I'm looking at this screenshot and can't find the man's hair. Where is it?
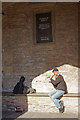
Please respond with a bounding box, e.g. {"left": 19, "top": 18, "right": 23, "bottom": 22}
{"left": 52, "top": 68, "right": 59, "bottom": 72}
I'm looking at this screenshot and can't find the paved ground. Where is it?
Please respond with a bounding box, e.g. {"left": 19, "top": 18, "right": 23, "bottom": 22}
{"left": 2, "top": 110, "right": 26, "bottom": 119}
{"left": 2, "top": 110, "right": 78, "bottom": 119}
{"left": 18, "top": 112, "right": 78, "bottom": 119}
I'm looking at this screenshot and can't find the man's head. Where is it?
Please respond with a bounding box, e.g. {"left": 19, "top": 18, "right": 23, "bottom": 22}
{"left": 52, "top": 68, "right": 59, "bottom": 75}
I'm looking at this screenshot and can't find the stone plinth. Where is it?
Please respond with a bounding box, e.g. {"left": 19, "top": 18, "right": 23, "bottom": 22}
{"left": 2, "top": 92, "right": 79, "bottom": 115}
{"left": 27, "top": 93, "right": 78, "bottom": 115}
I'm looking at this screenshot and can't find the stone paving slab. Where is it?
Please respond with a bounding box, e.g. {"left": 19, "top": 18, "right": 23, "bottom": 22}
{"left": 2, "top": 110, "right": 27, "bottom": 119}
{"left": 2, "top": 111, "right": 78, "bottom": 119}
{"left": 18, "top": 112, "right": 78, "bottom": 118}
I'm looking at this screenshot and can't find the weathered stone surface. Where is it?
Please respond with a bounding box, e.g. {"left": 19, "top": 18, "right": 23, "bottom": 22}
{"left": 2, "top": 95, "right": 28, "bottom": 112}
{"left": 2, "top": 94, "right": 78, "bottom": 114}
{"left": 2, "top": 3, "right": 78, "bottom": 91}
{"left": 27, "top": 95, "right": 78, "bottom": 114}
{"left": 32, "top": 64, "right": 78, "bottom": 93}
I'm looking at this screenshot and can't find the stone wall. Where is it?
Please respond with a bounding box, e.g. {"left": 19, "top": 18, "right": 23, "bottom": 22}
{"left": 2, "top": 2, "right": 78, "bottom": 91}
{"left": 27, "top": 95, "right": 78, "bottom": 114}
{"left": 2, "top": 94, "right": 28, "bottom": 112}
{"left": 2, "top": 94, "right": 78, "bottom": 116}
{"left": 78, "top": 2, "right": 80, "bottom": 67}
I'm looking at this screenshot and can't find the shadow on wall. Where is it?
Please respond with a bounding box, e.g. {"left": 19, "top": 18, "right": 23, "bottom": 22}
{"left": 2, "top": 77, "right": 28, "bottom": 119}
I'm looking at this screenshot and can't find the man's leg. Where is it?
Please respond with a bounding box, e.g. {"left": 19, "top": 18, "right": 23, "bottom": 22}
{"left": 51, "top": 90, "right": 65, "bottom": 113}
{"left": 49, "top": 90, "right": 57, "bottom": 98}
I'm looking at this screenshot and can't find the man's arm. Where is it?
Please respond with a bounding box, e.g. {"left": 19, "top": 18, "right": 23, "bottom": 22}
{"left": 50, "top": 75, "right": 63, "bottom": 86}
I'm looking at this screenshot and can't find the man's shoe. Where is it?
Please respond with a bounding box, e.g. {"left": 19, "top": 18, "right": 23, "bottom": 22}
{"left": 59, "top": 107, "right": 64, "bottom": 113}
{"left": 59, "top": 100, "right": 64, "bottom": 108}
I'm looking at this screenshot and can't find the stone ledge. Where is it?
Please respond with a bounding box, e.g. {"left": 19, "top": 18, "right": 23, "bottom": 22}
{"left": 2, "top": 92, "right": 80, "bottom": 97}
{"left": 27, "top": 93, "right": 80, "bottom": 97}
{"left": 2, "top": 92, "right": 26, "bottom": 96}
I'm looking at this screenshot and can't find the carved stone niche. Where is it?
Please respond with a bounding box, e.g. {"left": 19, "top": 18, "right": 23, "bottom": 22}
{"left": 29, "top": 2, "right": 56, "bottom": 44}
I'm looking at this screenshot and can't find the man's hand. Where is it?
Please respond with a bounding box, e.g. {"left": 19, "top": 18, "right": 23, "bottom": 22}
{"left": 49, "top": 80, "right": 51, "bottom": 83}
{"left": 49, "top": 78, "right": 54, "bottom": 83}
{"left": 50, "top": 78, "right": 53, "bottom": 80}
{"left": 48, "top": 75, "right": 55, "bottom": 83}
